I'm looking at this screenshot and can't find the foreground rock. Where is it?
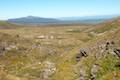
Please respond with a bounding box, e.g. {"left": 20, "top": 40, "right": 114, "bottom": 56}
{"left": 42, "top": 61, "right": 56, "bottom": 79}
{"left": 76, "top": 49, "right": 88, "bottom": 61}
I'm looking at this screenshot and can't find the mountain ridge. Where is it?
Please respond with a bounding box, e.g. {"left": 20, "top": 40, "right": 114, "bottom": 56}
{"left": 7, "top": 16, "right": 61, "bottom": 24}
{"left": 7, "top": 15, "right": 120, "bottom": 25}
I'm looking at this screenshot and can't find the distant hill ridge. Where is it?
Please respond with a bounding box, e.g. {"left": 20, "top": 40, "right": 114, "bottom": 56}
{"left": 7, "top": 15, "right": 120, "bottom": 25}
{"left": 7, "top": 16, "right": 61, "bottom": 24}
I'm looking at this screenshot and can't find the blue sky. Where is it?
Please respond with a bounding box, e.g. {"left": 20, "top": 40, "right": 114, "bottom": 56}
{"left": 0, "top": 0, "right": 120, "bottom": 20}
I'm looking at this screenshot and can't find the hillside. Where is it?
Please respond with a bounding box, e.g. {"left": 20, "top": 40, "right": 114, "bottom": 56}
{"left": 0, "top": 18, "right": 120, "bottom": 80}
{"left": 0, "top": 21, "right": 25, "bottom": 29}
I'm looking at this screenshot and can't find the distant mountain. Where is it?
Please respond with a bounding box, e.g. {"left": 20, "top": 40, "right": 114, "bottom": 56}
{"left": 7, "top": 15, "right": 120, "bottom": 25}
{"left": 7, "top": 16, "right": 61, "bottom": 24}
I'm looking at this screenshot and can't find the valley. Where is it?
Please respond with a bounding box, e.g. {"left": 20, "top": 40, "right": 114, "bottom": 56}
{"left": 0, "top": 18, "right": 120, "bottom": 80}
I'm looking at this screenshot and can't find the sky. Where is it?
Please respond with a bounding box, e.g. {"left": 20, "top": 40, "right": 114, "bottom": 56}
{"left": 0, "top": 0, "right": 120, "bottom": 20}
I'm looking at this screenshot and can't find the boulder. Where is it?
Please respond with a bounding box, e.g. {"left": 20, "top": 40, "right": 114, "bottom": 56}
{"left": 76, "top": 49, "right": 88, "bottom": 61}
{"left": 114, "top": 48, "right": 120, "bottom": 58}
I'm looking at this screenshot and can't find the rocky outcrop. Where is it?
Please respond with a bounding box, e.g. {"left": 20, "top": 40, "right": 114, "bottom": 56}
{"left": 76, "top": 49, "right": 88, "bottom": 61}
{"left": 114, "top": 48, "right": 120, "bottom": 58}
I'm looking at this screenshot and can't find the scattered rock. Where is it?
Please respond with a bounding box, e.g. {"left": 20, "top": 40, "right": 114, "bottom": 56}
{"left": 5, "top": 45, "right": 18, "bottom": 51}
{"left": 37, "top": 35, "right": 46, "bottom": 39}
{"left": 114, "top": 48, "right": 120, "bottom": 58}
{"left": 42, "top": 61, "right": 56, "bottom": 79}
{"left": 79, "top": 67, "right": 88, "bottom": 80}
{"left": 76, "top": 49, "right": 88, "bottom": 61}
{"left": 36, "top": 35, "right": 54, "bottom": 39}
{"left": 90, "top": 64, "right": 100, "bottom": 80}
{"left": 50, "top": 36, "right": 54, "bottom": 39}
{"left": 0, "top": 46, "right": 5, "bottom": 54}
{"left": 105, "top": 41, "right": 115, "bottom": 51}
{"left": 96, "top": 41, "right": 116, "bottom": 59}
{"left": 105, "top": 42, "right": 110, "bottom": 50}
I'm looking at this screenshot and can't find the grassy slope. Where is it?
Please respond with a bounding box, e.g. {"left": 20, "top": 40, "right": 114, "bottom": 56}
{"left": 0, "top": 21, "right": 29, "bottom": 29}
{"left": 0, "top": 18, "right": 120, "bottom": 80}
